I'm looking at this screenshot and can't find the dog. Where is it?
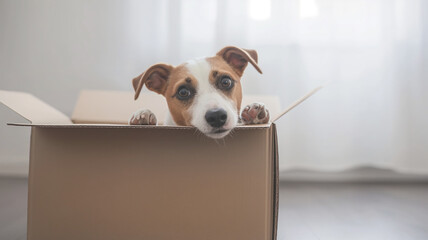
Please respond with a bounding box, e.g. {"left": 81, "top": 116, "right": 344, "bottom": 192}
{"left": 129, "top": 46, "right": 270, "bottom": 139}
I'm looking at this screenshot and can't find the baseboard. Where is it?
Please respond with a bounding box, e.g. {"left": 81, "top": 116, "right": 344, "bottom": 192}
{"left": 280, "top": 166, "right": 428, "bottom": 182}
{"left": 2, "top": 160, "right": 428, "bottom": 182}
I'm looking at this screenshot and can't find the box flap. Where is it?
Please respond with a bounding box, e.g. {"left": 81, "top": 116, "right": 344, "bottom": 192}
{"left": 72, "top": 90, "right": 282, "bottom": 125}
{"left": 0, "top": 90, "right": 72, "bottom": 124}
{"left": 272, "top": 86, "right": 323, "bottom": 122}
{"left": 72, "top": 90, "right": 168, "bottom": 124}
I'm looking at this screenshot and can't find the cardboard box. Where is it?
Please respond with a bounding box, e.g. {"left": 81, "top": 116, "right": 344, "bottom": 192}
{"left": 0, "top": 88, "right": 318, "bottom": 240}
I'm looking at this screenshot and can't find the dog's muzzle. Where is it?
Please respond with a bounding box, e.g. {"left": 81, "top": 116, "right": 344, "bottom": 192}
{"left": 205, "top": 108, "right": 227, "bottom": 128}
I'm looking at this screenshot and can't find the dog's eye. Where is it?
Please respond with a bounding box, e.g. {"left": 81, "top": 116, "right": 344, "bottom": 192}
{"left": 177, "top": 87, "right": 192, "bottom": 100}
{"left": 219, "top": 77, "right": 234, "bottom": 90}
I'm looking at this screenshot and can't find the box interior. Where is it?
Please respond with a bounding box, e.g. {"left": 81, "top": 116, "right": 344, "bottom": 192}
{"left": 1, "top": 87, "right": 322, "bottom": 129}
{"left": 0, "top": 89, "right": 284, "bottom": 128}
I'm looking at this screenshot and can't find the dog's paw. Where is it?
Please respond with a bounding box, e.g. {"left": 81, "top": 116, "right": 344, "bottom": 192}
{"left": 241, "top": 103, "right": 270, "bottom": 125}
{"left": 129, "top": 109, "right": 157, "bottom": 125}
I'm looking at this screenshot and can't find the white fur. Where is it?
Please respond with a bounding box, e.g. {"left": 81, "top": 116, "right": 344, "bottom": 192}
{"left": 183, "top": 59, "right": 238, "bottom": 139}
{"left": 164, "top": 112, "right": 176, "bottom": 125}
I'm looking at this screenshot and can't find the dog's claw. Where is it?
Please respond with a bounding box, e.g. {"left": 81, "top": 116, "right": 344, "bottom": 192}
{"left": 129, "top": 109, "right": 157, "bottom": 125}
{"left": 241, "top": 103, "right": 270, "bottom": 125}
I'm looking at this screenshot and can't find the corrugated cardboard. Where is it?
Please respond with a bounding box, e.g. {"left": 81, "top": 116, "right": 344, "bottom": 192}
{"left": 0, "top": 88, "right": 320, "bottom": 240}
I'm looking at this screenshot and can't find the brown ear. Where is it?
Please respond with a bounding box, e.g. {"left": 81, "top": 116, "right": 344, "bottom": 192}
{"left": 216, "top": 46, "right": 262, "bottom": 76}
{"left": 132, "top": 63, "right": 174, "bottom": 100}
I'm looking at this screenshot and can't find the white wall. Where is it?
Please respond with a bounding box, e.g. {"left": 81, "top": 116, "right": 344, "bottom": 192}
{"left": 1, "top": 0, "right": 428, "bottom": 176}
{"left": 0, "top": 1, "right": 157, "bottom": 174}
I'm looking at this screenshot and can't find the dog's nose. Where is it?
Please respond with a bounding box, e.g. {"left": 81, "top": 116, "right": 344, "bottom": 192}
{"left": 205, "top": 108, "right": 227, "bottom": 128}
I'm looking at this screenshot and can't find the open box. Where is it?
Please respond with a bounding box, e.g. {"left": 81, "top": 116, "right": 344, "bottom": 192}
{"left": 0, "top": 88, "right": 320, "bottom": 240}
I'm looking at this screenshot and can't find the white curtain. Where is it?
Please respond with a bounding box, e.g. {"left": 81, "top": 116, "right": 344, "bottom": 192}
{"left": 1, "top": 0, "right": 427, "bottom": 174}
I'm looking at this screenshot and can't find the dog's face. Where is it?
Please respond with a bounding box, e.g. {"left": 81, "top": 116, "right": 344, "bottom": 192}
{"left": 132, "top": 46, "right": 262, "bottom": 138}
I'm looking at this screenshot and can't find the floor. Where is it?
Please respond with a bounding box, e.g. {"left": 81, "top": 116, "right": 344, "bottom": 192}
{"left": 1, "top": 178, "right": 428, "bottom": 240}
{"left": 278, "top": 182, "right": 428, "bottom": 240}
{"left": 0, "top": 178, "right": 27, "bottom": 240}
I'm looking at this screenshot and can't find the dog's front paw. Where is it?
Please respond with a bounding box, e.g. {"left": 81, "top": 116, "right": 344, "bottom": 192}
{"left": 241, "top": 103, "right": 270, "bottom": 125}
{"left": 129, "top": 109, "right": 157, "bottom": 125}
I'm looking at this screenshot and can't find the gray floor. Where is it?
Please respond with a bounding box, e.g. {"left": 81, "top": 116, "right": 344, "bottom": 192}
{"left": 278, "top": 182, "right": 428, "bottom": 240}
{"left": 1, "top": 178, "right": 428, "bottom": 240}
{"left": 0, "top": 178, "right": 27, "bottom": 240}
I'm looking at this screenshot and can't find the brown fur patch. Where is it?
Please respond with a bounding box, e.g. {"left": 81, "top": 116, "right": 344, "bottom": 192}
{"left": 163, "top": 64, "right": 198, "bottom": 125}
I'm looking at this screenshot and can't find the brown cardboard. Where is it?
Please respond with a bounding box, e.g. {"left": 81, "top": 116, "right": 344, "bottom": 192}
{"left": 0, "top": 88, "right": 320, "bottom": 240}
{"left": 72, "top": 90, "right": 168, "bottom": 124}
{"left": 271, "top": 123, "right": 280, "bottom": 240}
{"left": 0, "top": 90, "right": 71, "bottom": 124}
{"left": 272, "top": 86, "right": 323, "bottom": 122}
{"left": 26, "top": 126, "right": 275, "bottom": 240}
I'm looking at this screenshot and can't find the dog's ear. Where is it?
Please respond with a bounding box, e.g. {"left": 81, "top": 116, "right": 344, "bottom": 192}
{"left": 132, "top": 63, "right": 174, "bottom": 100}
{"left": 216, "top": 46, "right": 262, "bottom": 76}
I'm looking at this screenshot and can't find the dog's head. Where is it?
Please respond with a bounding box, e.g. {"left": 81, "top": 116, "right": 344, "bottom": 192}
{"left": 132, "top": 46, "right": 262, "bottom": 138}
